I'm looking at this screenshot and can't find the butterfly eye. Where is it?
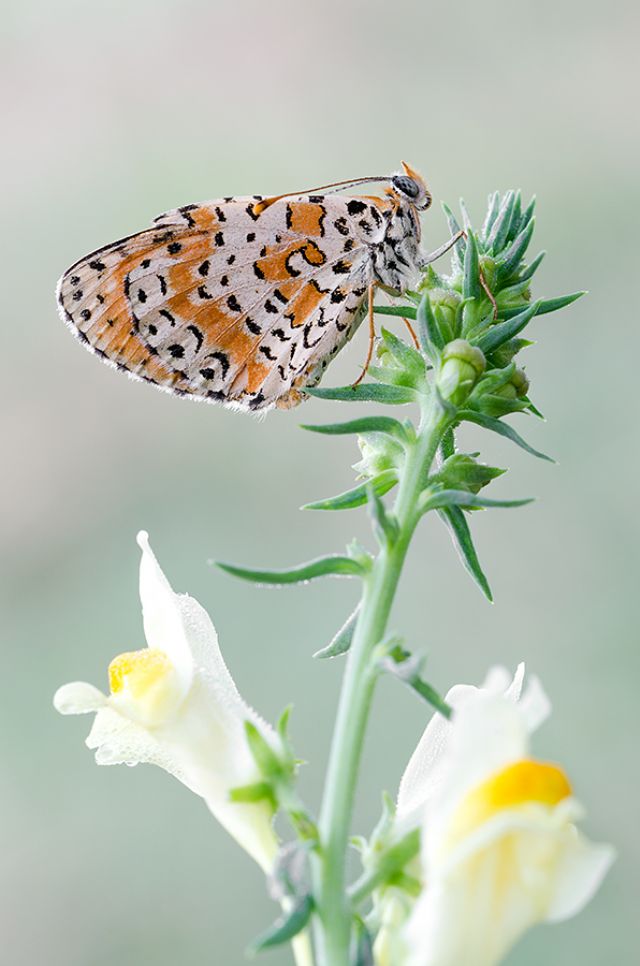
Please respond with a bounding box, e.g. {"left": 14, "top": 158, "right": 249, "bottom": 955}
{"left": 391, "top": 175, "right": 420, "bottom": 199}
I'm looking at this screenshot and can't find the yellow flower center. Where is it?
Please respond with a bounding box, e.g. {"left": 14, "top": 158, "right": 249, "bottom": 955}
{"left": 449, "top": 759, "right": 572, "bottom": 844}
{"left": 108, "top": 648, "right": 183, "bottom": 726}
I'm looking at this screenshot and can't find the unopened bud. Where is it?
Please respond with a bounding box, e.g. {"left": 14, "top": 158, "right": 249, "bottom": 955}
{"left": 437, "top": 340, "right": 486, "bottom": 405}
{"left": 495, "top": 367, "right": 530, "bottom": 399}
{"left": 429, "top": 288, "right": 461, "bottom": 343}
{"left": 353, "top": 434, "right": 404, "bottom": 479}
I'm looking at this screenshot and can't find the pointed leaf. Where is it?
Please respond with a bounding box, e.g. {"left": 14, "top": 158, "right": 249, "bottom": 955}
{"left": 248, "top": 894, "right": 314, "bottom": 954}
{"left": 476, "top": 300, "right": 541, "bottom": 353}
{"left": 216, "top": 554, "right": 368, "bottom": 583}
{"left": 509, "top": 191, "right": 523, "bottom": 242}
{"left": 463, "top": 229, "right": 481, "bottom": 301}
{"left": 459, "top": 410, "right": 554, "bottom": 461}
{"left": 438, "top": 507, "right": 493, "bottom": 601}
{"left": 499, "top": 291, "right": 584, "bottom": 320}
{"left": 516, "top": 196, "right": 536, "bottom": 235}
{"left": 486, "top": 190, "right": 516, "bottom": 253}
{"left": 305, "top": 383, "right": 417, "bottom": 404}
{"left": 373, "top": 304, "right": 417, "bottom": 320}
{"left": 496, "top": 217, "right": 535, "bottom": 283}
{"left": 481, "top": 191, "right": 501, "bottom": 242}
{"left": 416, "top": 294, "right": 444, "bottom": 359}
{"left": 301, "top": 416, "right": 408, "bottom": 441}
{"left": 302, "top": 470, "right": 397, "bottom": 511}
{"left": 440, "top": 427, "right": 456, "bottom": 460}
{"left": 314, "top": 604, "right": 361, "bottom": 659}
{"left": 517, "top": 250, "right": 545, "bottom": 283}
{"left": 459, "top": 198, "right": 473, "bottom": 230}
{"left": 421, "top": 488, "right": 533, "bottom": 512}
{"left": 442, "top": 202, "right": 466, "bottom": 272}
{"left": 367, "top": 482, "right": 399, "bottom": 546}
{"left": 244, "top": 721, "right": 282, "bottom": 778}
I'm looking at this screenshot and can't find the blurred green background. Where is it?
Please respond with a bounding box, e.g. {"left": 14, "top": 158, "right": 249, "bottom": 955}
{"left": 2, "top": 1, "right": 637, "bottom": 963}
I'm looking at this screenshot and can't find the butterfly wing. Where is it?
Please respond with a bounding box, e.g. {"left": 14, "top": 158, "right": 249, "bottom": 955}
{"left": 57, "top": 194, "right": 393, "bottom": 409}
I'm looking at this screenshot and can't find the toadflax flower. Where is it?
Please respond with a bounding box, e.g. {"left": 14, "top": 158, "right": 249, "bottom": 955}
{"left": 374, "top": 665, "right": 614, "bottom": 966}
{"left": 54, "top": 531, "right": 281, "bottom": 872}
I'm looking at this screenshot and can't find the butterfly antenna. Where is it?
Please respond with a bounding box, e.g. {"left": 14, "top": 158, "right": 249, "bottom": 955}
{"left": 252, "top": 176, "right": 389, "bottom": 215}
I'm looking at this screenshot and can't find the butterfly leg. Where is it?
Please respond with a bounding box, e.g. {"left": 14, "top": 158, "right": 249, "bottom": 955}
{"left": 351, "top": 282, "right": 377, "bottom": 388}
{"left": 420, "top": 229, "right": 498, "bottom": 321}
{"left": 402, "top": 316, "right": 420, "bottom": 348}
{"left": 418, "top": 229, "right": 466, "bottom": 268}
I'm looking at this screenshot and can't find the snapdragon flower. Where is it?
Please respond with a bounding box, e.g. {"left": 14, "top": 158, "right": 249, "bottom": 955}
{"left": 54, "top": 531, "right": 280, "bottom": 872}
{"left": 375, "top": 665, "right": 614, "bottom": 966}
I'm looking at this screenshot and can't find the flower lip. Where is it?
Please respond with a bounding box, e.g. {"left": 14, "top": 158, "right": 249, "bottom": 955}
{"left": 107, "top": 647, "right": 185, "bottom": 727}
{"left": 447, "top": 758, "right": 572, "bottom": 847}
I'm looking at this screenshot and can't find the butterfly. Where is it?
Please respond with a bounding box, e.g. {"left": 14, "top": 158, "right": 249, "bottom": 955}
{"left": 57, "top": 161, "right": 459, "bottom": 412}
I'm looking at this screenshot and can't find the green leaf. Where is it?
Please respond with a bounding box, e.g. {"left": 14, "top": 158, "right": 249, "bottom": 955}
{"left": 438, "top": 507, "right": 493, "bottom": 601}
{"left": 373, "top": 304, "right": 417, "bottom": 320}
{"left": 408, "top": 676, "right": 453, "bottom": 719}
{"left": 314, "top": 604, "right": 360, "bottom": 659}
{"left": 476, "top": 300, "right": 541, "bottom": 353}
{"left": 229, "top": 781, "right": 275, "bottom": 805}
{"left": 516, "top": 195, "right": 536, "bottom": 235}
{"left": 459, "top": 409, "right": 554, "bottom": 461}
{"left": 421, "top": 488, "right": 533, "bottom": 512}
{"left": 440, "top": 427, "right": 456, "bottom": 460}
{"left": 499, "top": 291, "right": 584, "bottom": 320}
{"left": 216, "top": 554, "right": 368, "bottom": 583}
{"left": 380, "top": 327, "right": 426, "bottom": 379}
{"left": 351, "top": 920, "right": 375, "bottom": 966}
{"left": 458, "top": 198, "right": 472, "bottom": 230}
{"left": 496, "top": 217, "right": 535, "bottom": 283}
{"left": 301, "top": 415, "right": 408, "bottom": 442}
{"left": 486, "top": 190, "right": 516, "bottom": 253}
{"left": 248, "top": 895, "right": 314, "bottom": 954}
{"left": 244, "top": 721, "right": 283, "bottom": 778}
{"left": 509, "top": 190, "right": 523, "bottom": 241}
{"left": 367, "top": 483, "right": 399, "bottom": 546}
{"left": 416, "top": 294, "right": 444, "bottom": 359}
{"left": 302, "top": 472, "right": 397, "bottom": 512}
{"left": 481, "top": 191, "right": 501, "bottom": 242}
{"left": 442, "top": 203, "right": 466, "bottom": 272}
{"left": 517, "top": 250, "right": 545, "bottom": 283}
{"left": 463, "top": 229, "right": 481, "bottom": 301}
{"left": 306, "top": 382, "right": 418, "bottom": 405}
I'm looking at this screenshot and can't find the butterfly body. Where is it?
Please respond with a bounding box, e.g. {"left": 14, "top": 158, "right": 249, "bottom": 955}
{"left": 57, "top": 165, "right": 431, "bottom": 411}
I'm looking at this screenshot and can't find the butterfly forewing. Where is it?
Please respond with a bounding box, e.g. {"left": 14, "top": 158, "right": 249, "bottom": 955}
{"left": 58, "top": 193, "right": 393, "bottom": 410}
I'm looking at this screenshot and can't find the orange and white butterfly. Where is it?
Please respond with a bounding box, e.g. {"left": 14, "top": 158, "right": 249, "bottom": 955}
{"left": 57, "top": 161, "right": 454, "bottom": 412}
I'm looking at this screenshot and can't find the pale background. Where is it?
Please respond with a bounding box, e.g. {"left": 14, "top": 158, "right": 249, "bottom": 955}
{"left": 2, "top": 1, "right": 638, "bottom": 963}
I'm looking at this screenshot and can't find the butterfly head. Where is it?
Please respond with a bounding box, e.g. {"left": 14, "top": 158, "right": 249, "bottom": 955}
{"left": 390, "top": 161, "right": 432, "bottom": 211}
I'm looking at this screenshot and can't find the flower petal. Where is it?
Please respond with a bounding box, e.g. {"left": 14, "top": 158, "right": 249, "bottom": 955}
{"left": 53, "top": 682, "right": 107, "bottom": 714}
{"left": 136, "top": 531, "right": 193, "bottom": 688}
{"left": 546, "top": 830, "right": 615, "bottom": 923}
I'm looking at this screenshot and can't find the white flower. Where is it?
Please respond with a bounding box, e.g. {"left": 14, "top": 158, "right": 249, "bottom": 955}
{"left": 54, "top": 531, "right": 280, "bottom": 872}
{"left": 375, "top": 665, "right": 614, "bottom": 966}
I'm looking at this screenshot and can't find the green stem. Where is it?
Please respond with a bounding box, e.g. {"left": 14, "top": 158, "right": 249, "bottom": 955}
{"left": 311, "top": 401, "right": 451, "bottom": 965}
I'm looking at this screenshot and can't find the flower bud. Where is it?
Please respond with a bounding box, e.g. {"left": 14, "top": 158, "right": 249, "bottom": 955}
{"left": 494, "top": 366, "right": 530, "bottom": 400}
{"left": 437, "top": 340, "right": 486, "bottom": 406}
{"left": 429, "top": 288, "right": 461, "bottom": 344}
{"left": 353, "top": 433, "right": 404, "bottom": 479}
{"left": 436, "top": 453, "right": 504, "bottom": 494}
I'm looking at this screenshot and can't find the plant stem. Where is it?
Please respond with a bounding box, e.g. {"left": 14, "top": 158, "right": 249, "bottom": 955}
{"left": 311, "top": 400, "right": 451, "bottom": 965}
